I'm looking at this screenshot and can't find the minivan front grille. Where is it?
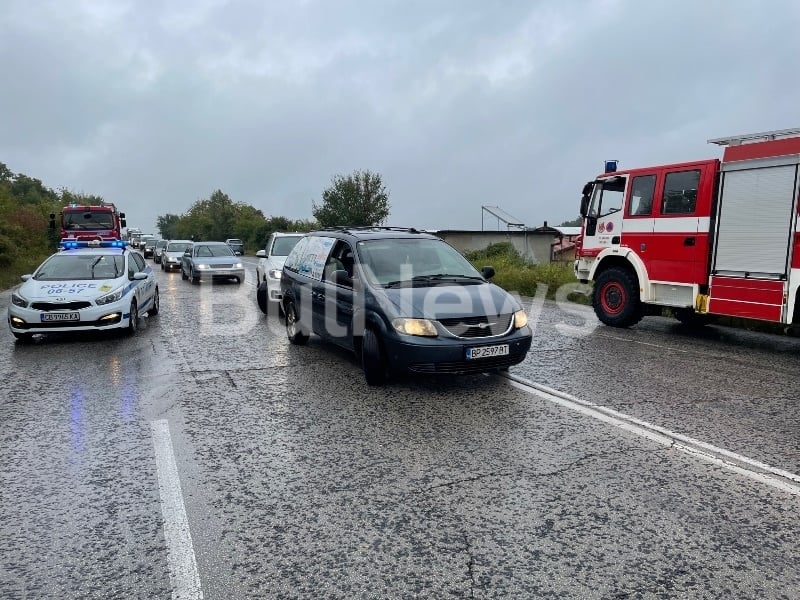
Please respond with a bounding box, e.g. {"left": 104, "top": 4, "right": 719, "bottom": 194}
{"left": 438, "top": 313, "right": 513, "bottom": 338}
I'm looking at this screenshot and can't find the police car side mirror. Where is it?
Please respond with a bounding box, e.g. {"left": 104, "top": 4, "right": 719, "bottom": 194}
{"left": 132, "top": 272, "right": 148, "bottom": 280}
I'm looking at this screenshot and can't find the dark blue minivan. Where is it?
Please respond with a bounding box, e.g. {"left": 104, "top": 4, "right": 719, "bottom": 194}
{"left": 280, "top": 227, "right": 532, "bottom": 385}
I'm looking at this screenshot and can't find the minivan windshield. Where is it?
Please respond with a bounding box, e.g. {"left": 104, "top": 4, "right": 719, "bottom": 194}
{"left": 357, "top": 238, "right": 483, "bottom": 286}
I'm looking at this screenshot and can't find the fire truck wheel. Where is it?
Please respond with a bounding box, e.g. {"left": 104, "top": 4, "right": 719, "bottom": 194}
{"left": 593, "top": 268, "right": 643, "bottom": 328}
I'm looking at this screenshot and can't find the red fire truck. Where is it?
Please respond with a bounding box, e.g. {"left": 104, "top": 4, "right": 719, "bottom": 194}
{"left": 50, "top": 202, "right": 127, "bottom": 242}
{"left": 575, "top": 127, "right": 800, "bottom": 328}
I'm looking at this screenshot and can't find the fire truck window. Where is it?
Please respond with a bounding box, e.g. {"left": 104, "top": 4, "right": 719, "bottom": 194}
{"left": 662, "top": 170, "right": 700, "bottom": 214}
{"left": 597, "top": 177, "right": 625, "bottom": 217}
{"left": 628, "top": 175, "right": 656, "bottom": 216}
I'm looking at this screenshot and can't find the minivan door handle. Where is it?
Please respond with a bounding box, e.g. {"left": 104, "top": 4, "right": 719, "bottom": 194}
{"left": 683, "top": 237, "right": 696, "bottom": 247}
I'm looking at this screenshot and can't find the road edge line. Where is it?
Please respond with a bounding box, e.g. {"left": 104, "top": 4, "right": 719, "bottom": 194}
{"left": 502, "top": 373, "right": 800, "bottom": 497}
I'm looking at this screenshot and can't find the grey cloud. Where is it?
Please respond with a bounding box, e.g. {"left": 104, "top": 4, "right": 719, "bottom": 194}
{"left": 1, "top": 0, "right": 798, "bottom": 233}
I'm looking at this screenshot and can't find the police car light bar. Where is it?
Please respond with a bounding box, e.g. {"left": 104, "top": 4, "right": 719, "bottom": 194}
{"left": 60, "top": 239, "right": 128, "bottom": 249}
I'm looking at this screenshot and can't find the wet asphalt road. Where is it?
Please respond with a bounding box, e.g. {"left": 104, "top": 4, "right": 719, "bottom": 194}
{"left": 1, "top": 257, "right": 799, "bottom": 599}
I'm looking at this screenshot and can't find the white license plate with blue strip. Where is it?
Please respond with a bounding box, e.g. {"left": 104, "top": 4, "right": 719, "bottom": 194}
{"left": 466, "top": 344, "right": 509, "bottom": 360}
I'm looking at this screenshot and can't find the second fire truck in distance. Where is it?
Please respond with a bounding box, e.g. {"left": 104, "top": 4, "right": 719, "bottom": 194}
{"left": 50, "top": 202, "right": 127, "bottom": 243}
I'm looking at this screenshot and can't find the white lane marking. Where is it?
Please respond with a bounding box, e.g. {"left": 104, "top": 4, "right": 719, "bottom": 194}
{"left": 504, "top": 374, "right": 800, "bottom": 497}
{"left": 595, "top": 332, "right": 692, "bottom": 352}
{"left": 151, "top": 420, "right": 204, "bottom": 600}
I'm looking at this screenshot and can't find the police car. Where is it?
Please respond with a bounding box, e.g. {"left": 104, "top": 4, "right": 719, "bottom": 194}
{"left": 8, "top": 240, "right": 159, "bottom": 342}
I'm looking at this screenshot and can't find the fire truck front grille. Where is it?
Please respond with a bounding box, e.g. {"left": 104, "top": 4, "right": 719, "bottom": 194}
{"left": 31, "top": 301, "right": 92, "bottom": 311}
{"left": 438, "top": 314, "right": 513, "bottom": 338}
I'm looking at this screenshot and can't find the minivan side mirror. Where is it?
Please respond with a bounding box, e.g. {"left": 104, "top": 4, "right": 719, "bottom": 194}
{"left": 481, "top": 266, "right": 495, "bottom": 280}
{"left": 332, "top": 269, "right": 353, "bottom": 288}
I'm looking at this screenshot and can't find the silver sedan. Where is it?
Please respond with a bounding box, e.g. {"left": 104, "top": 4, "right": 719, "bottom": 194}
{"left": 180, "top": 241, "right": 245, "bottom": 284}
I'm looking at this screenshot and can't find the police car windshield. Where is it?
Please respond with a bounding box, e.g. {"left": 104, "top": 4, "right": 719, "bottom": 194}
{"left": 34, "top": 254, "right": 124, "bottom": 280}
{"left": 357, "top": 238, "right": 481, "bottom": 286}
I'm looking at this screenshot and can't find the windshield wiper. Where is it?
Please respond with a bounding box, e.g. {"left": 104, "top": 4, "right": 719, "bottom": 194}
{"left": 383, "top": 274, "right": 484, "bottom": 288}
{"left": 90, "top": 257, "right": 103, "bottom": 278}
{"left": 412, "top": 274, "right": 485, "bottom": 281}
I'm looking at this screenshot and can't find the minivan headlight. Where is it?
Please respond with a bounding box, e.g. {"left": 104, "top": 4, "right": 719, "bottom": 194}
{"left": 96, "top": 287, "right": 123, "bottom": 305}
{"left": 513, "top": 309, "right": 528, "bottom": 329}
{"left": 392, "top": 318, "right": 437, "bottom": 337}
{"left": 11, "top": 292, "right": 29, "bottom": 308}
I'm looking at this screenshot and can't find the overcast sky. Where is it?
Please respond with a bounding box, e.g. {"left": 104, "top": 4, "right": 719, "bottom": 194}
{"left": 2, "top": 0, "right": 798, "bottom": 234}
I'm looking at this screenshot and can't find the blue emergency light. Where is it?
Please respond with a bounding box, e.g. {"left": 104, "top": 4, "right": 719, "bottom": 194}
{"left": 604, "top": 159, "right": 618, "bottom": 173}
{"left": 59, "top": 239, "right": 128, "bottom": 249}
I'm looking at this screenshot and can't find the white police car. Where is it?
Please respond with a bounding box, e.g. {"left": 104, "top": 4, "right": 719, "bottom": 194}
{"left": 8, "top": 240, "right": 159, "bottom": 342}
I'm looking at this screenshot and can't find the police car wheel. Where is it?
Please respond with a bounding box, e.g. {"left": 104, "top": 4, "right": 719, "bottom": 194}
{"left": 149, "top": 288, "right": 160, "bottom": 316}
{"left": 127, "top": 300, "right": 139, "bottom": 335}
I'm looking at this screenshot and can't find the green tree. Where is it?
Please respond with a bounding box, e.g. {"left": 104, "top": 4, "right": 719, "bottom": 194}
{"left": 0, "top": 163, "right": 104, "bottom": 288}
{"left": 560, "top": 216, "right": 583, "bottom": 227}
{"left": 312, "top": 169, "right": 390, "bottom": 227}
{"left": 157, "top": 214, "right": 182, "bottom": 239}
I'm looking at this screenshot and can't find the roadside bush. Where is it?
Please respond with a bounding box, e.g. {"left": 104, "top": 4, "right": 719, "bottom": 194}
{"left": 464, "top": 242, "right": 589, "bottom": 303}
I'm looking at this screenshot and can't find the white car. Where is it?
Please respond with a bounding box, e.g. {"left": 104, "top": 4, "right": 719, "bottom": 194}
{"left": 161, "top": 240, "right": 193, "bottom": 271}
{"left": 255, "top": 232, "right": 304, "bottom": 313}
{"left": 8, "top": 240, "right": 159, "bottom": 342}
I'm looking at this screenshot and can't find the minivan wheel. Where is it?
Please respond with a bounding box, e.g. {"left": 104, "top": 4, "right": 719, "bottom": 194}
{"left": 285, "top": 301, "right": 309, "bottom": 345}
{"left": 256, "top": 281, "right": 269, "bottom": 314}
{"left": 362, "top": 328, "right": 388, "bottom": 386}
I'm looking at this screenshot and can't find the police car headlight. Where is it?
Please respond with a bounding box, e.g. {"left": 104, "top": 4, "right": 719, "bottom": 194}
{"left": 268, "top": 269, "right": 282, "bottom": 279}
{"left": 513, "top": 309, "right": 528, "bottom": 329}
{"left": 11, "top": 292, "right": 29, "bottom": 308}
{"left": 96, "top": 287, "right": 124, "bottom": 305}
{"left": 392, "top": 318, "right": 438, "bottom": 337}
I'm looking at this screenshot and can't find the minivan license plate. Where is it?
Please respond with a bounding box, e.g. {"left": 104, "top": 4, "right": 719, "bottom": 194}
{"left": 41, "top": 312, "right": 80, "bottom": 322}
{"left": 466, "top": 344, "right": 509, "bottom": 360}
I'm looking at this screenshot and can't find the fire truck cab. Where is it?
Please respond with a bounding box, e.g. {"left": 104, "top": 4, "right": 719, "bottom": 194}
{"left": 50, "top": 202, "right": 126, "bottom": 243}
{"left": 575, "top": 127, "right": 800, "bottom": 328}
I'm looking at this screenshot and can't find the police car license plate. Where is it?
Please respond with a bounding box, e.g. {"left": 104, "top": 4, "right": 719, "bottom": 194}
{"left": 41, "top": 312, "right": 80, "bottom": 322}
{"left": 466, "top": 344, "right": 509, "bottom": 360}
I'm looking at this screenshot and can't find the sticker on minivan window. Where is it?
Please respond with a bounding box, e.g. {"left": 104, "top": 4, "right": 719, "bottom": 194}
{"left": 297, "top": 236, "right": 335, "bottom": 280}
